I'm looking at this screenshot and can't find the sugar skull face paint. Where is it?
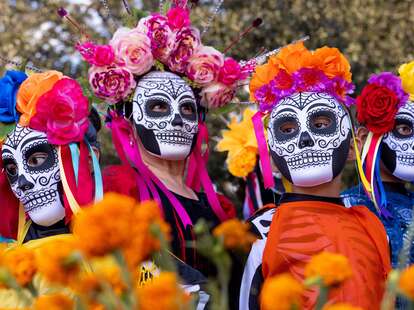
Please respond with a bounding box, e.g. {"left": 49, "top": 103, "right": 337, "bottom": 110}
{"left": 267, "top": 92, "right": 351, "bottom": 187}
{"left": 2, "top": 125, "right": 65, "bottom": 226}
{"left": 131, "top": 71, "right": 198, "bottom": 161}
{"left": 381, "top": 101, "right": 414, "bottom": 182}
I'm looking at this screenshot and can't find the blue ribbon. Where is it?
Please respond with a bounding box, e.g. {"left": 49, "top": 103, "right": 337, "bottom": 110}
{"left": 374, "top": 146, "right": 391, "bottom": 218}
{"left": 86, "top": 140, "right": 103, "bottom": 202}
{"left": 69, "top": 143, "right": 80, "bottom": 186}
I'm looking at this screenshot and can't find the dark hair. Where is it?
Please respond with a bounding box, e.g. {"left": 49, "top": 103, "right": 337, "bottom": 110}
{"left": 84, "top": 107, "right": 102, "bottom": 149}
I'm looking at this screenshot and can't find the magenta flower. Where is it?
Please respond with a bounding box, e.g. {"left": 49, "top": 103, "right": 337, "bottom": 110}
{"left": 30, "top": 78, "right": 89, "bottom": 145}
{"left": 368, "top": 72, "right": 409, "bottom": 107}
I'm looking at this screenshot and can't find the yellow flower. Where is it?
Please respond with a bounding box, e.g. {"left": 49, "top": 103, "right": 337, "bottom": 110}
{"left": 399, "top": 61, "right": 414, "bottom": 101}
{"left": 2, "top": 246, "right": 37, "bottom": 287}
{"left": 136, "top": 272, "right": 190, "bottom": 310}
{"left": 213, "top": 219, "right": 257, "bottom": 251}
{"left": 227, "top": 149, "right": 257, "bottom": 178}
{"left": 217, "top": 108, "right": 261, "bottom": 178}
{"left": 322, "top": 303, "right": 363, "bottom": 310}
{"left": 304, "top": 252, "right": 352, "bottom": 286}
{"left": 36, "top": 239, "right": 80, "bottom": 285}
{"left": 260, "top": 273, "right": 303, "bottom": 310}
{"left": 33, "top": 293, "right": 73, "bottom": 310}
{"left": 399, "top": 265, "right": 414, "bottom": 299}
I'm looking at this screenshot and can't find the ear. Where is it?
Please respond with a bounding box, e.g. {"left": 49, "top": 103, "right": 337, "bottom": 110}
{"left": 348, "top": 126, "right": 369, "bottom": 161}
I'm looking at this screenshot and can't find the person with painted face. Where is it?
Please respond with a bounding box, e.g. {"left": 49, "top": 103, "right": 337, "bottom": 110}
{"left": 343, "top": 65, "right": 414, "bottom": 270}
{"left": 239, "top": 42, "right": 391, "bottom": 309}
{"left": 0, "top": 70, "right": 103, "bottom": 244}
{"left": 77, "top": 2, "right": 248, "bottom": 277}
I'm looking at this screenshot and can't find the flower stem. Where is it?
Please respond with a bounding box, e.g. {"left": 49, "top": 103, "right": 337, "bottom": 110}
{"left": 315, "top": 285, "right": 329, "bottom": 310}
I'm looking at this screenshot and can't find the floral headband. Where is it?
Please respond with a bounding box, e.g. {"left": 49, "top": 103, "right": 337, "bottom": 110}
{"left": 0, "top": 70, "right": 89, "bottom": 145}
{"left": 356, "top": 72, "right": 409, "bottom": 135}
{"left": 250, "top": 41, "right": 355, "bottom": 112}
{"left": 75, "top": 2, "right": 249, "bottom": 109}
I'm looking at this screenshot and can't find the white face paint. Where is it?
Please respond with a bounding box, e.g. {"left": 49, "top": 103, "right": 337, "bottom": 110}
{"left": 2, "top": 125, "right": 65, "bottom": 226}
{"left": 132, "top": 71, "right": 198, "bottom": 161}
{"left": 267, "top": 92, "right": 352, "bottom": 187}
{"left": 381, "top": 101, "right": 414, "bottom": 182}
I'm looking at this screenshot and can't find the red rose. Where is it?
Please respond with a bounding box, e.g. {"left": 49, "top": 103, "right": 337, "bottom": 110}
{"left": 218, "top": 58, "right": 242, "bottom": 86}
{"left": 356, "top": 84, "right": 399, "bottom": 134}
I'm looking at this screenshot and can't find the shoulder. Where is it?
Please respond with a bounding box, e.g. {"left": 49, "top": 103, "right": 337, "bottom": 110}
{"left": 341, "top": 185, "right": 375, "bottom": 210}
{"left": 248, "top": 204, "right": 277, "bottom": 239}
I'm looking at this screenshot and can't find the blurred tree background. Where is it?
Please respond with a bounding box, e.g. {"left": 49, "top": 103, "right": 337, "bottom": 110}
{"left": 1, "top": 0, "right": 414, "bottom": 209}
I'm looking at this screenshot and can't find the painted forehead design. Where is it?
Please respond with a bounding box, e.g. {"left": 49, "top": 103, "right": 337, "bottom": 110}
{"left": 397, "top": 101, "right": 414, "bottom": 117}
{"left": 271, "top": 92, "right": 343, "bottom": 116}
{"left": 136, "top": 71, "right": 195, "bottom": 101}
{"left": 2, "top": 125, "right": 47, "bottom": 154}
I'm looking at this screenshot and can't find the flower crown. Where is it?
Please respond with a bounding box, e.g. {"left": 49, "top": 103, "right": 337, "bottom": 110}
{"left": 356, "top": 72, "right": 409, "bottom": 134}
{"left": 76, "top": 3, "right": 249, "bottom": 109}
{"left": 250, "top": 42, "right": 355, "bottom": 112}
{"left": 0, "top": 70, "right": 89, "bottom": 145}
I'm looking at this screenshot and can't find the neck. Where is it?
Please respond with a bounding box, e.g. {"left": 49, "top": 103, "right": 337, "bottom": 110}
{"left": 136, "top": 138, "right": 197, "bottom": 199}
{"left": 291, "top": 174, "right": 342, "bottom": 198}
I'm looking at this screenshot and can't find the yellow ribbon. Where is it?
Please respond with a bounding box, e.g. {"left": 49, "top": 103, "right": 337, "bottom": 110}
{"left": 58, "top": 146, "right": 81, "bottom": 215}
{"left": 282, "top": 176, "right": 292, "bottom": 193}
{"left": 16, "top": 204, "right": 32, "bottom": 246}
{"left": 350, "top": 125, "right": 372, "bottom": 193}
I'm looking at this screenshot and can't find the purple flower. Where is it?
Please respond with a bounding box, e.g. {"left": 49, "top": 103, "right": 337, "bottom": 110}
{"left": 292, "top": 68, "right": 330, "bottom": 93}
{"left": 255, "top": 83, "right": 278, "bottom": 112}
{"left": 368, "top": 72, "right": 409, "bottom": 107}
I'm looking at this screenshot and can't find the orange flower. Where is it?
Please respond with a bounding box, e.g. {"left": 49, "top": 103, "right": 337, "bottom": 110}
{"left": 136, "top": 272, "right": 190, "bottom": 310}
{"left": 322, "top": 303, "right": 363, "bottom": 310}
{"left": 399, "top": 265, "right": 414, "bottom": 299}
{"left": 73, "top": 193, "right": 170, "bottom": 268}
{"left": 73, "top": 192, "right": 137, "bottom": 257}
{"left": 33, "top": 293, "right": 73, "bottom": 310}
{"left": 250, "top": 63, "right": 279, "bottom": 101}
{"left": 213, "top": 219, "right": 257, "bottom": 251}
{"left": 36, "top": 239, "right": 80, "bottom": 285}
{"left": 16, "top": 70, "right": 63, "bottom": 126}
{"left": 2, "top": 246, "right": 37, "bottom": 287}
{"left": 304, "top": 251, "right": 352, "bottom": 286}
{"left": 260, "top": 273, "right": 303, "bottom": 310}
{"left": 313, "top": 46, "right": 352, "bottom": 82}
{"left": 270, "top": 41, "right": 313, "bottom": 74}
{"left": 124, "top": 201, "right": 171, "bottom": 268}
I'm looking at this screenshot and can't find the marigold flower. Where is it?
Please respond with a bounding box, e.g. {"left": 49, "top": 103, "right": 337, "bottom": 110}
{"left": 270, "top": 41, "right": 313, "bottom": 75}
{"left": 2, "top": 246, "right": 37, "bottom": 287}
{"left": 33, "top": 293, "right": 73, "bottom": 310}
{"left": 73, "top": 193, "right": 170, "bottom": 268}
{"left": 399, "top": 265, "right": 414, "bottom": 299}
{"left": 227, "top": 149, "right": 257, "bottom": 178}
{"left": 213, "top": 219, "right": 257, "bottom": 251}
{"left": 250, "top": 63, "right": 279, "bottom": 101}
{"left": 36, "top": 239, "right": 80, "bottom": 285}
{"left": 73, "top": 192, "right": 137, "bottom": 257}
{"left": 304, "top": 251, "right": 352, "bottom": 286}
{"left": 313, "top": 46, "right": 352, "bottom": 82}
{"left": 136, "top": 272, "right": 190, "bottom": 310}
{"left": 260, "top": 273, "right": 303, "bottom": 310}
{"left": 322, "top": 303, "right": 363, "bottom": 310}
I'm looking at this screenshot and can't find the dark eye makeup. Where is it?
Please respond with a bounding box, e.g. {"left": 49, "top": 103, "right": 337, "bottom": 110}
{"left": 393, "top": 118, "right": 414, "bottom": 138}
{"left": 273, "top": 116, "right": 300, "bottom": 142}
{"left": 24, "top": 143, "right": 55, "bottom": 172}
{"left": 145, "top": 98, "right": 171, "bottom": 117}
{"left": 179, "top": 101, "right": 197, "bottom": 121}
{"left": 309, "top": 110, "right": 337, "bottom": 135}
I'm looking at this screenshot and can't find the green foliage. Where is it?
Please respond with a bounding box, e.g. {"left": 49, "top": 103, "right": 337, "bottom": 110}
{"left": 2, "top": 0, "right": 414, "bottom": 208}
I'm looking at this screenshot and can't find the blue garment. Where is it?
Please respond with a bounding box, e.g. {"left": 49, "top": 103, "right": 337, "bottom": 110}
{"left": 342, "top": 183, "right": 414, "bottom": 268}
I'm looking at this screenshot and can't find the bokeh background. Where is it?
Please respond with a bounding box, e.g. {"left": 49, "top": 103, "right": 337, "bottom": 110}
{"left": 2, "top": 0, "right": 414, "bottom": 209}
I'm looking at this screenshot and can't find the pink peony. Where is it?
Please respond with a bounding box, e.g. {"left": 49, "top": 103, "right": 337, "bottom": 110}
{"left": 76, "top": 42, "right": 115, "bottom": 67}
{"left": 200, "top": 82, "right": 235, "bottom": 108}
{"left": 142, "top": 14, "right": 175, "bottom": 62}
{"left": 29, "top": 78, "right": 89, "bottom": 145}
{"left": 186, "top": 46, "right": 224, "bottom": 86}
{"left": 218, "top": 58, "right": 243, "bottom": 86}
{"left": 167, "top": 27, "right": 200, "bottom": 73}
{"left": 167, "top": 7, "right": 190, "bottom": 30}
{"left": 110, "top": 27, "right": 154, "bottom": 75}
{"left": 173, "top": 0, "right": 188, "bottom": 8}
{"left": 88, "top": 65, "right": 136, "bottom": 104}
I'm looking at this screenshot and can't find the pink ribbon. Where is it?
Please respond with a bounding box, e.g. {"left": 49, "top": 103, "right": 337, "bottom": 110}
{"left": 109, "top": 114, "right": 193, "bottom": 227}
{"left": 252, "top": 111, "right": 275, "bottom": 189}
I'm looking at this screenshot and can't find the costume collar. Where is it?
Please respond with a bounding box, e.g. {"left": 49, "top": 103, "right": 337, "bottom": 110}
{"left": 280, "top": 192, "right": 344, "bottom": 206}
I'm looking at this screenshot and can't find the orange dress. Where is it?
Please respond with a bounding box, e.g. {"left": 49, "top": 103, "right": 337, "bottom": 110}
{"left": 262, "top": 201, "right": 391, "bottom": 310}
